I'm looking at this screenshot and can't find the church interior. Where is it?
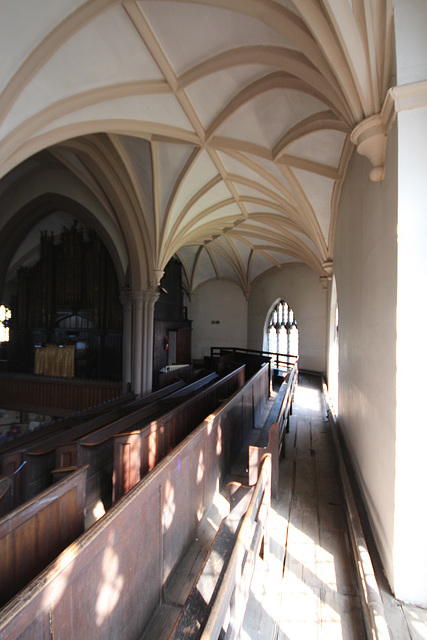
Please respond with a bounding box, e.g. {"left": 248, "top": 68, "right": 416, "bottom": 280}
{"left": 1, "top": 0, "right": 427, "bottom": 637}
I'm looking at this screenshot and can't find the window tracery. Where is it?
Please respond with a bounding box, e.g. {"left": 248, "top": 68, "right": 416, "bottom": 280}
{"left": 267, "top": 300, "right": 299, "bottom": 359}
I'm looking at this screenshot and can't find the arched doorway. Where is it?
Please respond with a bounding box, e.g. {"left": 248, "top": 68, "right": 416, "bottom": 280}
{"left": 265, "top": 299, "right": 299, "bottom": 370}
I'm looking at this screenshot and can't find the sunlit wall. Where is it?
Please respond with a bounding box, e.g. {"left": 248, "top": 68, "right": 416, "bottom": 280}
{"left": 188, "top": 279, "right": 248, "bottom": 360}
{"left": 248, "top": 263, "right": 327, "bottom": 373}
{"left": 392, "top": 0, "right": 427, "bottom": 605}
{"left": 334, "top": 121, "right": 398, "bottom": 596}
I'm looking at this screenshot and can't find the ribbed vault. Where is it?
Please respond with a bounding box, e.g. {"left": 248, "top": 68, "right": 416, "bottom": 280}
{"left": 0, "top": 0, "right": 395, "bottom": 294}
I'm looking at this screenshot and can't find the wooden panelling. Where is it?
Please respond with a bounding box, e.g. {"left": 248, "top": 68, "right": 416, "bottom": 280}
{"left": 0, "top": 476, "right": 12, "bottom": 517}
{"left": 0, "top": 372, "right": 122, "bottom": 415}
{"left": 112, "top": 366, "right": 247, "bottom": 502}
{"left": 0, "top": 365, "right": 269, "bottom": 640}
{"left": 0, "top": 466, "right": 87, "bottom": 608}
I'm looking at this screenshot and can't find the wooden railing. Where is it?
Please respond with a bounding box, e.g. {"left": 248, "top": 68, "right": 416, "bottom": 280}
{"left": 200, "top": 454, "right": 272, "bottom": 640}
{"left": 210, "top": 346, "right": 298, "bottom": 373}
{"left": 0, "top": 372, "right": 123, "bottom": 415}
{"left": 248, "top": 357, "right": 298, "bottom": 498}
{"left": 273, "top": 356, "right": 299, "bottom": 449}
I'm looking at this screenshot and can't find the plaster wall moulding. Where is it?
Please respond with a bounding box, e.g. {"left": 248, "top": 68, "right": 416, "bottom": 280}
{"left": 351, "top": 81, "right": 427, "bottom": 183}
{"left": 351, "top": 115, "right": 388, "bottom": 182}
{"left": 320, "top": 276, "right": 329, "bottom": 290}
{"left": 322, "top": 260, "right": 333, "bottom": 277}
{"left": 152, "top": 269, "right": 164, "bottom": 290}
{"left": 320, "top": 260, "right": 333, "bottom": 290}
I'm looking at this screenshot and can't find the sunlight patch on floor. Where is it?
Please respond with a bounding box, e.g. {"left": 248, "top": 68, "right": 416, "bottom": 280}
{"left": 295, "top": 384, "right": 323, "bottom": 411}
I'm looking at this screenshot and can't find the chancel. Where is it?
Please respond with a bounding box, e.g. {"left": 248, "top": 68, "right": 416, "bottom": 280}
{"left": 0, "top": 1, "right": 426, "bottom": 638}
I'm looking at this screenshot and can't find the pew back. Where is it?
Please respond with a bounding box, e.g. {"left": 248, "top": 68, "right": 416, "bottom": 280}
{"left": 112, "top": 366, "right": 246, "bottom": 502}
{"left": 0, "top": 364, "right": 269, "bottom": 640}
{"left": 0, "top": 466, "right": 87, "bottom": 608}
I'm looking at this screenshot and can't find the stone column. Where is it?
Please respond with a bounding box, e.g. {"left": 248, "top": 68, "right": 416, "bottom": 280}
{"left": 119, "top": 290, "right": 133, "bottom": 393}
{"left": 142, "top": 288, "right": 159, "bottom": 396}
{"left": 131, "top": 290, "right": 145, "bottom": 396}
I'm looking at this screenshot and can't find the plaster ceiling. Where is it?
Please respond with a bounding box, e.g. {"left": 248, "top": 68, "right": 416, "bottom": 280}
{"left": 0, "top": 0, "right": 395, "bottom": 296}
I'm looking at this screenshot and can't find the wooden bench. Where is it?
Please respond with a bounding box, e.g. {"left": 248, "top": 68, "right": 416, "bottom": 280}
{"left": 0, "top": 475, "right": 12, "bottom": 517}
{"left": 3, "top": 381, "right": 189, "bottom": 510}
{"left": 112, "top": 366, "right": 246, "bottom": 501}
{"left": 66, "top": 373, "right": 219, "bottom": 519}
{"left": 169, "top": 455, "right": 272, "bottom": 640}
{"left": 248, "top": 359, "right": 298, "bottom": 499}
{"left": 0, "top": 392, "right": 137, "bottom": 506}
{"left": 0, "top": 362, "right": 270, "bottom": 640}
{"left": 0, "top": 465, "right": 87, "bottom": 608}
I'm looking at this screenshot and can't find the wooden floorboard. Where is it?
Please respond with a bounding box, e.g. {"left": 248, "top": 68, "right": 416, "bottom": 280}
{"left": 139, "top": 374, "right": 427, "bottom": 640}
{"left": 242, "top": 375, "right": 366, "bottom": 640}
{"left": 139, "top": 603, "right": 182, "bottom": 640}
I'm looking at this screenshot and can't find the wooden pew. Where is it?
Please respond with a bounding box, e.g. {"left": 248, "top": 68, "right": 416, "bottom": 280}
{"left": 0, "top": 362, "right": 270, "bottom": 640}
{"left": 0, "top": 391, "right": 136, "bottom": 459}
{"left": 0, "top": 465, "right": 87, "bottom": 608}
{"left": 56, "top": 373, "right": 219, "bottom": 521}
{"left": 113, "top": 366, "right": 246, "bottom": 502}
{"left": 208, "top": 348, "right": 272, "bottom": 382}
{"left": 0, "top": 475, "right": 12, "bottom": 517}
{"left": 0, "top": 392, "right": 137, "bottom": 507}
{"left": 9, "top": 381, "right": 188, "bottom": 508}
{"left": 165, "top": 371, "right": 218, "bottom": 398}
{"left": 248, "top": 358, "right": 298, "bottom": 499}
{"left": 169, "top": 455, "right": 272, "bottom": 640}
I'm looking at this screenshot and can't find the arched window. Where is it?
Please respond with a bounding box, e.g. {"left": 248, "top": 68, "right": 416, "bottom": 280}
{"left": 267, "top": 300, "right": 299, "bottom": 367}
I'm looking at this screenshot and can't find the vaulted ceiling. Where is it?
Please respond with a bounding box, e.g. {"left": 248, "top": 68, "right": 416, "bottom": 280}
{"left": 0, "top": 0, "right": 394, "bottom": 296}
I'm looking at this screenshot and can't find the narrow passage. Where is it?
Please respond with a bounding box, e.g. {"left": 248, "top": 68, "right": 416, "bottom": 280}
{"left": 242, "top": 374, "right": 365, "bottom": 640}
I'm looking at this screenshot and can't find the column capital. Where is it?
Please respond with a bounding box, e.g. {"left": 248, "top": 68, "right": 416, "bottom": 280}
{"left": 320, "top": 276, "right": 329, "bottom": 290}
{"left": 129, "top": 290, "right": 145, "bottom": 307}
{"left": 119, "top": 288, "right": 133, "bottom": 308}
{"left": 144, "top": 288, "right": 159, "bottom": 311}
{"left": 351, "top": 114, "right": 388, "bottom": 182}
{"left": 151, "top": 269, "right": 164, "bottom": 291}
{"left": 351, "top": 81, "right": 427, "bottom": 182}
{"left": 322, "top": 260, "right": 333, "bottom": 277}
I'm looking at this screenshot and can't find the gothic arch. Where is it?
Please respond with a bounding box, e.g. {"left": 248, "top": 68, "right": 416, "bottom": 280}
{"left": 0, "top": 193, "right": 127, "bottom": 296}
{"left": 263, "top": 297, "right": 299, "bottom": 361}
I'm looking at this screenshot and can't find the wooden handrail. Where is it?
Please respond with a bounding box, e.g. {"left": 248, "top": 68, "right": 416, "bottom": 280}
{"left": 210, "top": 346, "right": 298, "bottom": 370}
{"left": 276, "top": 357, "right": 299, "bottom": 447}
{"left": 248, "top": 358, "right": 298, "bottom": 499}
{"left": 200, "top": 454, "right": 272, "bottom": 640}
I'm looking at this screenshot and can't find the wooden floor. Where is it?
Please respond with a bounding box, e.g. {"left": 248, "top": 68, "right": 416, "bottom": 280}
{"left": 241, "top": 375, "right": 365, "bottom": 640}
{"left": 140, "top": 374, "right": 427, "bottom": 640}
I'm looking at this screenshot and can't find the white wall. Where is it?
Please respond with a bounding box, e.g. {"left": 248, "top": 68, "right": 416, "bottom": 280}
{"left": 393, "top": 0, "right": 427, "bottom": 85}
{"left": 247, "top": 264, "right": 327, "bottom": 372}
{"left": 332, "top": 0, "right": 427, "bottom": 606}
{"left": 188, "top": 279, "right": 248, "bottom": 360}
{"left": 391, "top": 0, "right": 427, "bottom": 606}
{"left": 333, "top": 122, "right": 398, "bottom": 593}
{"left": 393, "top": 104, "right": 427, "bottom": 605}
